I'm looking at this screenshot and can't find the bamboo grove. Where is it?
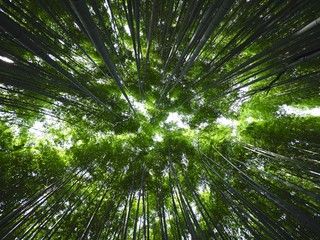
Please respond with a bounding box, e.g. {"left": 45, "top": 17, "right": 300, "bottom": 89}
{"left": 0, "top": 0, "right": 319, "bottom": 239}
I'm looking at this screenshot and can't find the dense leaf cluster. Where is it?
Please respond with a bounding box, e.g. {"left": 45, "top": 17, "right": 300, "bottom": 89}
{"left": 0, "top": 0, "right": 319, "bottom": 239}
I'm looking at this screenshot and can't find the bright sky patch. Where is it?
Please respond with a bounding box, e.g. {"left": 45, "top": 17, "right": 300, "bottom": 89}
{"left": 152, "top": 133, "right": 163, "bottom": 142}
{"left": 279, "top": 105, "right": 320, "bottom": 117}
{"left": 0, "top": 56, "right": 14, "bottom": 63}
{"left": 165, "top": 112, "right": 189, "bottom": 129}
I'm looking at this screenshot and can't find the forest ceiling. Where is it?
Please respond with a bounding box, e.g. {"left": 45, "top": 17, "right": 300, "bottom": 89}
{"left": 0, "top": 0, "right": 320, "bottom": 239}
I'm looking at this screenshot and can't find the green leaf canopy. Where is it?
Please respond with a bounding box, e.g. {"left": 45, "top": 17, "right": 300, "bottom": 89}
{"left": 0, "top": 0, "right": 319, "bottom": 239}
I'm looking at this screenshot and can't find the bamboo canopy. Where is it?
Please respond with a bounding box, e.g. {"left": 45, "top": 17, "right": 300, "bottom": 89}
{"left": 0, "top": 0, "right": 319, "bottom": 239}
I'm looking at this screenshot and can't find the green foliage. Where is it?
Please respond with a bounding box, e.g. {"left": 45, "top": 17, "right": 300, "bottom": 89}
{"left": 1, "top": 0, "right": 320, "bottom": 239}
